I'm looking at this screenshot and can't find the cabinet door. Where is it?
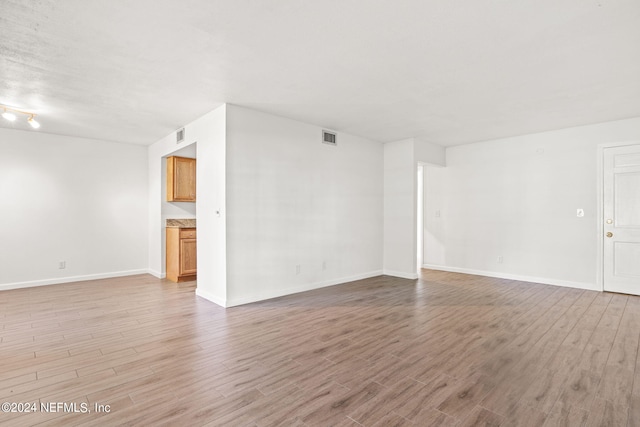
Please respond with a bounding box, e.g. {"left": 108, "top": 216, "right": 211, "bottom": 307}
{"left": 168, "top": 156, "right": 196, "bottom": 201}
{"left": 179, "top": 238, "right": 197, "bottom": 276}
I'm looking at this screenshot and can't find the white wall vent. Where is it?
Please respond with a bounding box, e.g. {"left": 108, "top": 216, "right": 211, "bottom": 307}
{"left": 322, "top": 130, "right": 337, "bottom": 146}
{"left": 176, "top": 127, "right": 185, "bottom": 144}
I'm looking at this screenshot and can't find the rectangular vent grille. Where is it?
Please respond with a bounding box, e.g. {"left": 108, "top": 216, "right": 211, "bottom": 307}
{"left": 176, "top": 128, "right": 185, "bottom": 144}
{"left": 322, "top": 130, "right": 337, "bottom": 146}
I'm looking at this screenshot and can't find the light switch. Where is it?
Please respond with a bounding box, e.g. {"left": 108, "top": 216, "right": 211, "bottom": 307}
{"left": 577, "top": 209, "right": 584, "bottom": 218}
{"left": 435, "top": 210, "right": 441, "bottom": 218}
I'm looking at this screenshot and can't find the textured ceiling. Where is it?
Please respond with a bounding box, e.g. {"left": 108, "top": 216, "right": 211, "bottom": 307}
{"left": 1, "top": 0, "right": 639, "bottom": 146}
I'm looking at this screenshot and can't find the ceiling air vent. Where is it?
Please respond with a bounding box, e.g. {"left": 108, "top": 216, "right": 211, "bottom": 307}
{"left": 322, "top": 130, "right": 337, "bottom": 146}
{"left": 176, "top": 127, "right": 185, "bottom": 144}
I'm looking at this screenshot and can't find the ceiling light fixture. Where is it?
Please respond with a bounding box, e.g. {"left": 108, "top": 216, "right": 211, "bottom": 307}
{"left": 2, "top": 109, "right": 16, "bottom": 121}
{"left": 28, "top": 115, "right": 40, "bottom": 129}
{"left": 1, "top": 105, "right": 41, "bottom": 129}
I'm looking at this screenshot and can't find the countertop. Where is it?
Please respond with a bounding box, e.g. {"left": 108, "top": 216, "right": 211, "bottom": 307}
{"left": 166, "top": 219, "right": 196, "bottom": 228}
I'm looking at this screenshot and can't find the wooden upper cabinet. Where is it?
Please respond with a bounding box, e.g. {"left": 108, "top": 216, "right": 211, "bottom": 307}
{"left": 167, "top": 156, "right": 196, "bottom": 202}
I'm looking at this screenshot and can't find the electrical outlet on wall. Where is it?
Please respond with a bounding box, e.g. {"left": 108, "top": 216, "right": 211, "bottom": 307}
{"left": 497, "top": 256, "right": 503, "bottom": 264}
{"left": 577, "top": 209, "right": 584, "bottom": 217}
{"left": 58, "top": 261, "right": 66, "bottom": 269}
{"left": 296, "top": 265, "right": 301, "bottom": 275}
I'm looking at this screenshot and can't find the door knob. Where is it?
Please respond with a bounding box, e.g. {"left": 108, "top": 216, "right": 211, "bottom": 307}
{"left": 606, "top": 232, "right": 613, "bottom": 238}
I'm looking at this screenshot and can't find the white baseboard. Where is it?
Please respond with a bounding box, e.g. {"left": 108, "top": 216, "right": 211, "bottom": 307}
{"left": 0, "top": 269, "right": 150, "bottom": 291}
{"left": 147, "top": 269, "right": 166, "bottom": 279}
{"left": 223, "top": 270, "right": 384, "bottom": 307}
{"left": 382, "top": 270, "right": 419, "bottom": 280}
{"left": 422, "top": 264, "right": 599, "bottom": 291}
{"left": 195, "top": 288, "right": 227, "bottom": 307}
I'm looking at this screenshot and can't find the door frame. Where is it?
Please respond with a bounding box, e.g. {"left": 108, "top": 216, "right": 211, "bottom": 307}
{"left": 416, "top": 164, "right": 424, "bottom": 271}
{"left": 596, "top": 141, "right": 640, "bottom": 292}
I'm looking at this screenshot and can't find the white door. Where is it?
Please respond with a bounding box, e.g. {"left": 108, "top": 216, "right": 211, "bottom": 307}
{"left": 603, "top": 144, "right": 640, "bottom": 294}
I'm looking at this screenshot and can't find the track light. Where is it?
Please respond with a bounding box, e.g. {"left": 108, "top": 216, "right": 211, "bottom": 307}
{"left": 28, "top": 115, "right": 40, "bottom": 129}
{"left": 1, "top": 105, "right": 41, "bottom": 129}
{"left": 2, "top": 109, "right": 16, "bottom": 121}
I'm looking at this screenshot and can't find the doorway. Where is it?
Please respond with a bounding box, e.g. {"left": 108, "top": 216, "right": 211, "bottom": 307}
{"left": 601, "top": 143, "right": 640, "bottom": 294}
{"left": 162, "top": 143, "right": 197, "bottom": 281}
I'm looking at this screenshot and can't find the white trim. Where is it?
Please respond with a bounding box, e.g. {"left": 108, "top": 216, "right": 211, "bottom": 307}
{"left": 195, "top": 288, "right": 227, "bottom": 307}
{"left": 596, "top": 141, "right": 640, "bottom": 150}
{"left": 422, "top": 264, "right": 599, "bottom": 291}
{"left": 224, "top": 270, "right": 384, "bottom": 307}
{"left": 416, "top": 164, "right": 424, "bottom": 273}
{"left": 147, "top": 269, "right": 166, "bottom": 279}
{"left": 383, "top": 270, "right": 419, "bottom": 280}
{"left": 418, "top": 161, "right": 446, "bottom": 168}
{"left": 596, "top": 141, "right": 640, "bottom": 293}
{"left": 0, "top": 269, "right": 150, "bottom": 291}
{"left": 597, "top": 144, "right": 604, "bottom": 292}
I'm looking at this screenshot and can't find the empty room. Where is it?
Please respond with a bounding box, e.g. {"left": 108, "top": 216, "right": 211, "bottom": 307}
{"left": 1, "top": 1, "right": 640, "bottom": 426}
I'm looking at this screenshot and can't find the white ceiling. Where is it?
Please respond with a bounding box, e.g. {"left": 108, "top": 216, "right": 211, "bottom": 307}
{"left": 1, "top": 0, "right": 639, "bottom": 146}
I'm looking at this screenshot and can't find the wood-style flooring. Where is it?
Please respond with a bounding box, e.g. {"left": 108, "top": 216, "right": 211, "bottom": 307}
{"left": 1, "top": 270, "right": 639, "bottom": 426}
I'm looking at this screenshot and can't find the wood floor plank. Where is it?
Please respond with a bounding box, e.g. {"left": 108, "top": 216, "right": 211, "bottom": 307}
{"left": 596, "top": 365, "right": 634, "bottom": 407}
{"left": 256, "top": 380, "right": 350, "bottom": 427}
{"left": 370, "top": 412, "right": 414, "bottom": 427}
{"left": 435, "top": 373, "right": 495, "bottom": 420}
{"left": 628, "top": 395, "right": 640, "bottom": 427}
{"left": 517, "top": 367, "right": 573, "bottom": 414}
{"left": 300, "top": 381, "right": 385, "bottom": 425}
{"left": 543, "top": 401, "right": 589, "bottom": 427}
{"left": 346, "top": 377, "right": 424, "bottom": 425}
{"left": 585, "top": 397, "right": 628, "bottom": 427}
{"left": 556, "top": 368, "right": 602, "bottom": 412}
{"left": 502, "top": 403, "right": 548, "bottom": 427}
{"left": 457, "top": 405, "right": 504, "bottom": 427}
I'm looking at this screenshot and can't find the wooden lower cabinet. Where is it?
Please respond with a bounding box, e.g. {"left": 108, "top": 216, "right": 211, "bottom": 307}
{"left": 166, "top": 227, "right": 197, "bottom": 282}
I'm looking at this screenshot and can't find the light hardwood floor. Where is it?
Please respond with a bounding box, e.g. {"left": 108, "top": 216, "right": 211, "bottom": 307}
{"left": 1, "top": 270, "right": 639, "bottom": 426}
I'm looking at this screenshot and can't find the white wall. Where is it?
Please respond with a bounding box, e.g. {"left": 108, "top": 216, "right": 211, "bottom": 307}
{"left": 383, "top": 139, "right": 417, "bottom": 278}
{"left": 423, "top": 165, "right": 446, "bottom": 265}
{"left": 194, "top": 106, "right": 227, "bottom": 305}
{"left": 0, "top": 128, "right": 148, "bottom": 289}
{"left": 426, "top": 116, "right": 640, "bottom": 290}
{"left": 223, "top": 105, "right": 383, "bottom": 306}
{"left": 415, "top": 138, "right": 446, "bottom": 166}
